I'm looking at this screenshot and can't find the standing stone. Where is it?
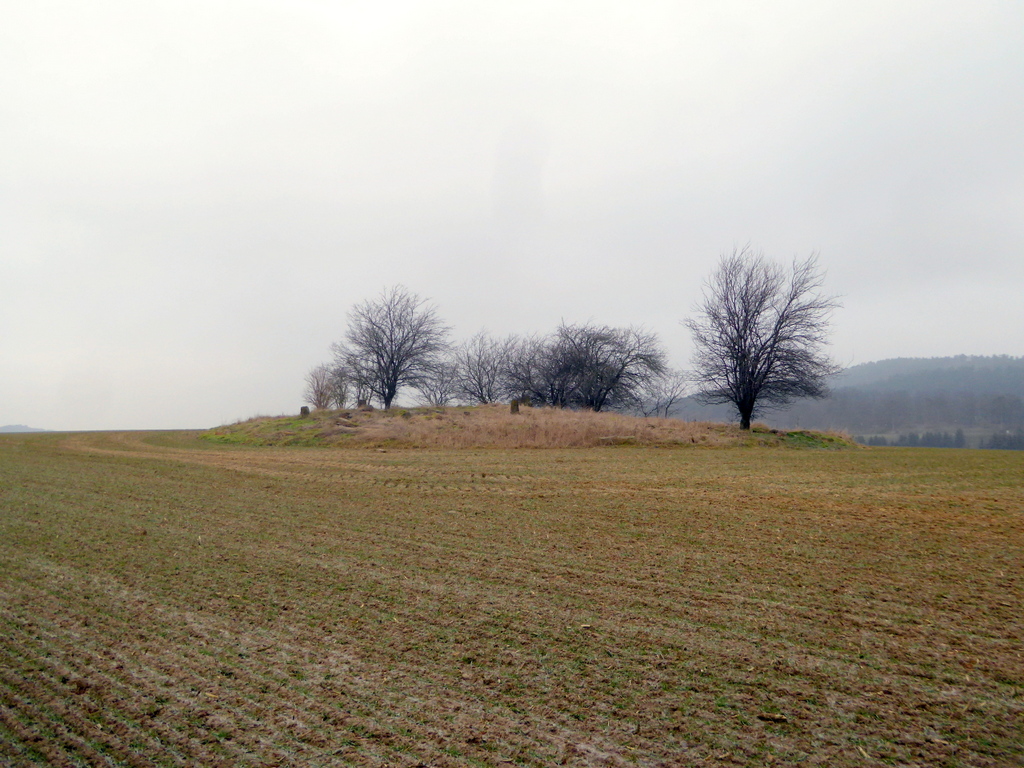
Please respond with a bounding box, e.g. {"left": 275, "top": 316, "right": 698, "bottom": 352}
{"left": 300, "top": 406, "right": 310, "bottom": 417}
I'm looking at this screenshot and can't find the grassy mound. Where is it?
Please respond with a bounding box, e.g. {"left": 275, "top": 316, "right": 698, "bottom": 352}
{"left": 202, "top": 404, "right": 856, "bottom": 449}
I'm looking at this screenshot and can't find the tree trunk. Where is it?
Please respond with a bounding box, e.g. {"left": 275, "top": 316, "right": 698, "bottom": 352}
{"left": 739, "top": 406, "right": 753, "bottom": 430}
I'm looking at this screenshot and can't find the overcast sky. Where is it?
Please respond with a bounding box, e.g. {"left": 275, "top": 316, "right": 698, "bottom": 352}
{"left": 3, "top": 1, "right": 1022, "bottom": 430}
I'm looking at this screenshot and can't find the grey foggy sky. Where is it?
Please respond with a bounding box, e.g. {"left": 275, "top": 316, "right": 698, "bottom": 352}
{"left": 2, "top": 1, "right": 1022, "bottom": 431}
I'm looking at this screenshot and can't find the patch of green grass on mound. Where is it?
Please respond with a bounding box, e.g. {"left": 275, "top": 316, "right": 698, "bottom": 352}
{"left": 203, "top": 410, "right": 351, "bottom": 447}
{"left": 781, "top": 429, "right": 854, "bottom": 449}
{"left": 747, "top": 425, "right": 856, "bottom": 450}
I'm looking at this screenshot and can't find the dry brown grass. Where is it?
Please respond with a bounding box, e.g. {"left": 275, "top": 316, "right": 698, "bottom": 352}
{"left": 205, "top": 404, "right": 855, "bottom": 450}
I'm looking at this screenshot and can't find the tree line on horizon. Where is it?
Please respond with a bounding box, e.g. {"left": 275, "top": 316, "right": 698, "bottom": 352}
{"left": 304, "top": 248, "right": 842, "bottom": 430}
{"left": 836, "top": 355, "right": 1024, "bottom": 397}
{"left": 857, "top": 430, "right": 1024, "bottom": 450}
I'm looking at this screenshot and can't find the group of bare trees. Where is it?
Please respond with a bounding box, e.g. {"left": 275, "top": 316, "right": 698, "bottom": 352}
{"left": 306, "top": 247, "right": 841, "bottom": 429}
{"left": 306, "top": 287, "right": 673, "bottom": 413}
{"left": 501, "top": 326, "right": 669, "bottom": 411}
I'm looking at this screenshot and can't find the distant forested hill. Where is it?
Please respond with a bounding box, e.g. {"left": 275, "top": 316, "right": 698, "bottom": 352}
{"left": 833, "top": 355, "right": 1024, "bottom": 398}
{"left": 673, "top": 356, "right": 1024, "bottom": 447}
{"left": 0, "top": 425, "right": 49, "bottom": 433}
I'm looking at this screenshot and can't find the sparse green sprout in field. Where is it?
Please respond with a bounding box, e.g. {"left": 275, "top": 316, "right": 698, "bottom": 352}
{"left": 1, "top": 430, "right": 1020, "bottom": 766}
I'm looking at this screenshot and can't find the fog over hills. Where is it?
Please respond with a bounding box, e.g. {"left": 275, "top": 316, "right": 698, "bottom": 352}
{"left": 834, "top": 355, "right": 1024, "bottom": 397}
{"left": 677, "top": 355, "right": 1024, "bottom": 447}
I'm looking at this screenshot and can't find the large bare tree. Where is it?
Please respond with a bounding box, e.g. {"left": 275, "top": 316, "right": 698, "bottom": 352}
{"left": 685, "top": 247, "right": 841, "bottom": 429}
{"left": 332, "top": 286, "right": 450, "bottom": 410}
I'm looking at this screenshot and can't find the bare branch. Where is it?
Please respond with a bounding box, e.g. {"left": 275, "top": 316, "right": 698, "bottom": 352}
{"left": 414, "top": 354, "right": 462, "bottom": 406}
{"left": 637, "top": 369, "right": 690, "bottom": 418}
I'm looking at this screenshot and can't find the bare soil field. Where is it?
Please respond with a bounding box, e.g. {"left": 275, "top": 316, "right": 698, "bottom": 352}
{"left": 0, "top": 431, "right": 1021, "bottom": 766}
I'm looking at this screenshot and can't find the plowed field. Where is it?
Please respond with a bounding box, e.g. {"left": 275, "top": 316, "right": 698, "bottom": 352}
{"left": 1, "top": 432, "right": 1021, "bottom": 766}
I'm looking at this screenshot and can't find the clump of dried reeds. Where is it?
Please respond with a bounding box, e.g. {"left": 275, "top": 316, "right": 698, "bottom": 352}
{"left": 347, "top": 405, "right": 724, "bottom": 448}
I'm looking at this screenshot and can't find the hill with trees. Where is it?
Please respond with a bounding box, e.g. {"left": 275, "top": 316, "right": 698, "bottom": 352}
{"left": 311, "top": 249, "right": 841, "bottom": 434}
{"left": 300, "top": 279, "right": 1022, "bottom": 450}
{"left": 834, "top": 355, "right": 1024, "bottom": 397}
{"left": 205, "top": 404, "right": 854, "bottom": 450}
{"left": 680, "top": 355, "right": 1024, "bottom": 449}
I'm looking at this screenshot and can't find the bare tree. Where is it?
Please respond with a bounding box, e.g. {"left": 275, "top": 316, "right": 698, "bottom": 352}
{"left": 303, "top": 364, "right": 334, "bottom": 410}
{"left": 637, "top": 368, "right": 690, "bottom": 418}
{"left": 557, "top": 323, "right": 667, "bottom": 411}
{"left": 685, "top": 247, "right": 841, "bottom": 429}
{"left": 327, "top": 365, "right": 350, "bottom": 409}
{"left": 414, "top": 355, "right": 462, "bottom": 406}
{"left": 500, "top": 325, "right": 667, "bottom": 411}
{"left": 331, "top": 359, "right": 373, "bottom": 406}
{"left": 455, "top": 331, "right": 513, "bottom": 404}
{"left": 332, "top": 286, "right": 450, "bottom": 409}
{"left": 502, "top": 333, "right": 576, "bottom": 408}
